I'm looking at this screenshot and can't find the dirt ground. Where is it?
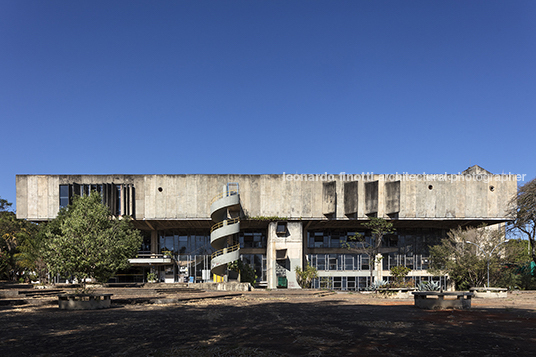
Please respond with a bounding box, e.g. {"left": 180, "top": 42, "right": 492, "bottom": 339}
{"left": 1, "top": 289, "right": 535, "bottom": 357}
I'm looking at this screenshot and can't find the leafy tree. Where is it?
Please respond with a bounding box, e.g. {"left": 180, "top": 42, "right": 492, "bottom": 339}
{"left": 14, "top": 228, "right": 48, "bottom": 283}
{"left": 345, "top": 217, "right": 395, "bottom": 283}
{"left": 497, "top": 239, "right": 536, "bottom": 290}
{"left": 429, "top": 225, "right": 505, "bottom": 290}
{"left": 228, "top": 259, "right": 257, "bottom": 285}
{"left": 295, "top": 263, "right": 318, "bottom": 288}
{"left": 43, "top": 191, "right": 142, "bottom": 286}
{"left": 508, "top": 177, "right": 536, "bottom": 265}
{"left": 0, "top": 197, "right": 40, "bottom": 281}
{"left": 389, "top": 265, "right": 412, "bottom": 286}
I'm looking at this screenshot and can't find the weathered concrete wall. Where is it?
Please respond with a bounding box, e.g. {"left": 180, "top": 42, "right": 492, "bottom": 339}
{"left": 16, "top": 171, "right": 518, "bottom": 222}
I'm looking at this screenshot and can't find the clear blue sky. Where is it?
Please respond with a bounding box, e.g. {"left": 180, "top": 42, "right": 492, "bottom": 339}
{"left": 1, "top": 1, "right": 535, "bottom": 208}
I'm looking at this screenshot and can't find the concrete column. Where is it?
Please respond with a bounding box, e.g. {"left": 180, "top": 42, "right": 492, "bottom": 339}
{"left": 266, "top": 222, "right": 277, "bottom": 289}
{"left": 375, "top": 253, "right": 383, "bottom": 282}
{"left": 266, "top": 221, "right": 304, "bottom": 289}
{"left": 151, "top": 230, "right": 158, "bottom": 255}
{"left": 285, "top": 222, "right": 303, "bottom": 289}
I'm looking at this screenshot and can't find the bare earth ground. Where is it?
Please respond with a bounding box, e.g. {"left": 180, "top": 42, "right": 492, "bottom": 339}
{"left": 1, "top": 288, "right": 535, "bottom": 357}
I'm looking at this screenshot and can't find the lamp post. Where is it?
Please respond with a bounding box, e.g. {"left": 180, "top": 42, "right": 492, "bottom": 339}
{"left": 465, "top": 240, "right": 508, "bottom": 288}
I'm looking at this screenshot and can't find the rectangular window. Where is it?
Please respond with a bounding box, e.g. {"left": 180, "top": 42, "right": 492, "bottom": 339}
{"left": 330, "top": 233, "right": 340, "bottom": 248}
{"left": 314, "top": 236, "right": 324, "bottom": 248}
{"left": 344, "top": 255, "right": 355, "bottom": 270}
{"left": 115, "top": 184, "right": 122, "bottom": 216}
{"left": 347, "top": 277, "right": 356, "bottom": 291}
{"left": 309, "top": 255, "right": 317, "bottom": 269}
{"left": 406, "top": 255, "right": 414, "bottom": 269}
{"left": 239, "top": 231, "right": 266, "bottom": 248}
{"left": 361, "top": 255, "right": 369, "bottom": 271}
{"left": 337, "top": 254, "right": 344, "bottom": 270}
{"left": 421, "top": 257, "right": 430, "bottom": 270}
{"left": 333, "top": 277, "right": 342, "bottom": 290}
{"left": 320, "top": 277, "right": 332, "bottom": 289}
{"left": 358, "top": 277, "right": 370, "bottom": 290}
{"left": 317, "top": 255, "right": 326, "bottom": 270}
{"left": 276, "top": 222, "right": 287, "bottom": 235}
{"left": 58, "top": 183, "right": 134, "bottom": 216}
{"left": 178, "top": 235, "right": 188, "bottom": 254}
{"left": 59, "top": 185, "right": 70, "bottom": 208}
{"left": 328, "top": 254, "right": 337, "bottom": 270}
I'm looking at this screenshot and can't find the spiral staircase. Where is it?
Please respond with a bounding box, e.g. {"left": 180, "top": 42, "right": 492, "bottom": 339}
{"left": 210, "top": 183, "right": 241, "bottom": 281}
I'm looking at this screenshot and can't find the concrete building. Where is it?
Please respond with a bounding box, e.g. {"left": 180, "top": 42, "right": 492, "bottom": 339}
{"left": 16, "top": 166, "right": 518, "bottom": 289}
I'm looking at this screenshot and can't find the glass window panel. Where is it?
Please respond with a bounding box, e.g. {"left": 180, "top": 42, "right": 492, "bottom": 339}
{"left": 361, "top": 255, "right": 369, "bottom": 271}
{"left": 329, "top": 254, "right": 337, "bottom": 270}
{"left": 337, "top": 254, "right": 344, "bottom": 270}
{"left": 59, "top": 185, "right": 70, "bottom": 208}
{"left": 345, "top": 255, "right": 354, "bottom": 270}
{"left": 317, "top": 255, "right": 326, "bottom": 270}
{"left": 178, "top": 235, "right": 188, "bottom": 254}
{"left": 333, "top": 277, "right": 342, "bottom": 290}
{"left": 347, "top": 277, "right": 356, "bottom": 291}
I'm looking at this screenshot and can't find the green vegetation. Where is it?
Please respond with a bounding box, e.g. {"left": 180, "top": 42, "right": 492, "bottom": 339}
{"left": 0, "top": 197, "right": 41, "bottom": 282}
{"left": 345, "top": 217, "right": 395, "bottom": 282}
{"left": 42, "top": 191, "right": 142, "bottom": 286}
{"left": 428, "top": 225, "right": 533, "bottom": 290}
{"left": 228, "top": 259, "right": 257, "bottom": 285}
{"left": 497, "top": 238, "right": 536, "bottom": 290}
{"left": 147, "top": 271, "right": 158, "bottom": 283}
{"left": 416, "top": 281, "right": 441, "bottom": 291}
{"left": 429, "top": 225, "right": 502, "bottom": 289}
{"left": 389, "top": 265, "right": 412, "bottom": 286}
{"left": 295, "top": 263, "right": 318, "bottom": 288}
{"left": 509, "top": 177, "right": 536, "bottom": 265}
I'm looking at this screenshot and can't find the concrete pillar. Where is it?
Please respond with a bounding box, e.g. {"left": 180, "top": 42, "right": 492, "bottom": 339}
{"left": 285, "top": 222, "right": 303, "bottom": 289}
{"left": 266, "top": 222, "right": 276, "bottom": 289}
{"left": 266, "top": 221, "right": 304, "bottom": 289}
{"left": 151, "top": 230, "right": 158, "bottom": 255}
{"left": 374, "top": 253, "right": 383, "bottom": 282}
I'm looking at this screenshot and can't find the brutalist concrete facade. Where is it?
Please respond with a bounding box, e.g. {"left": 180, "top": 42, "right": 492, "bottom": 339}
{"left": 16, "top": 166, "right": 518, "bottom": 289}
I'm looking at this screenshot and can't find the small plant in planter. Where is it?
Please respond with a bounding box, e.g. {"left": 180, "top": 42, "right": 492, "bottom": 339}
{"left": 417, "top": 281, "right": 441, "bottom": 291}
{"left": 161, "top": 250, "right": 173, "bottom": 258}
{"left": 147, "top": 272, "right": 158, "bottom": 283}
{"left": 364, "top": 280, "right": 388, "bottom": 291}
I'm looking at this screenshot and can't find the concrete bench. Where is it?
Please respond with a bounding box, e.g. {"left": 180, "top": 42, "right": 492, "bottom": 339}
{"left": 469, "top": 287, "right": 507, "bottom": 298}
{"left": 412, "top": 291, "right": 473, "bottom": 310}
{"left": 58, "top": 293, "right": 113, "bottom": 310}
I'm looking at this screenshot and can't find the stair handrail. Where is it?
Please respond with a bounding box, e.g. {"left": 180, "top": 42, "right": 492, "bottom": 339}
{"left": 210, "top": 190, "right": 239, "bottom": 205}
{"left": 210, "top": 217, "right": 240, "bottom": 233}
{"left": 211, "top": 243, "right": 240, "bottom": 259}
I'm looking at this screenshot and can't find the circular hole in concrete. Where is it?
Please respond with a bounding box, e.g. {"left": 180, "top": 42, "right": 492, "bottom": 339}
{"left": 428, "top": 185, "right": 433, "bottom": 190}
{"left": 158, "top": 187, "right": 163, "bottom": 192}
{"left": 490, "top": 186, "right": 495, "bottom": 192}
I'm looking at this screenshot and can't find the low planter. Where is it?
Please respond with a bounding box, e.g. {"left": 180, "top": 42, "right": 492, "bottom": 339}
{"left": 412, "top": 291, "right": 473, "bottom": 310}
{"left": 469, "top": 287, "right": 507, "bottom": 298}
{"left": 57, "top": 293, "right": 113, "bottom": 310}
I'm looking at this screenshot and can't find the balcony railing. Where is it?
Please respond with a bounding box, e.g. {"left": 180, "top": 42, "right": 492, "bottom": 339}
{"left": 211, "top": 243, "right": 240, "bottom": 259}
{"left": 134, "top": 252, "right": 174, "bottom": 259}
{"left": 210, "top": 190, "right": 238, "bottom": 205}
{"left": 210, "top": 217, "right": 240, "bottom": 233}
